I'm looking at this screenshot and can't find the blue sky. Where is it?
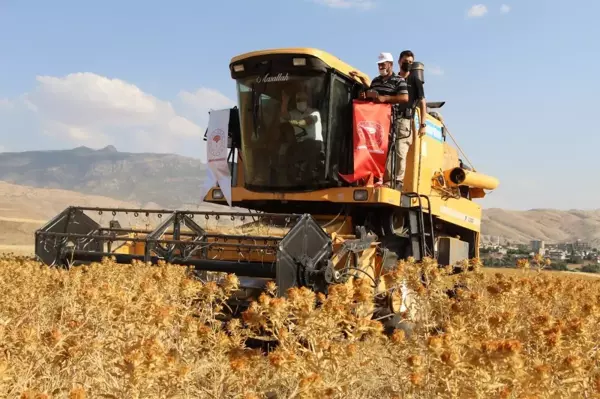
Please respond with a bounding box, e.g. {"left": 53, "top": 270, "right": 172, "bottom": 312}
{"left": 1, "top": 0, "right": 599, "bottom": 210}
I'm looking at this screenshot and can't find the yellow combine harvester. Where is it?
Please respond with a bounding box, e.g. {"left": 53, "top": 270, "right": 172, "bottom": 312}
{"left": 35, "top": 48, "right": 498, "bottom": 328}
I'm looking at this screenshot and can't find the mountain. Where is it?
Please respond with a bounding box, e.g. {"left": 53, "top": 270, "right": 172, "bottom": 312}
{"left": 0, "top": 146, "right": 208, "bottom": 208}
{"left": 481, "top": 208, "right": 600, "bottom": 247}
{"left": 1, "top": 147, "right": 599, "bottom": 248}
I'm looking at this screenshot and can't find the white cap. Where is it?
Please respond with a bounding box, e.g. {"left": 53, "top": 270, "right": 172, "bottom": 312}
{"left": 377, "top": 52, "right": 394, "bottom": 64}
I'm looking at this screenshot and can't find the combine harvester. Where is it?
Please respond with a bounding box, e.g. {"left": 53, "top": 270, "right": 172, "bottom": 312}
{"left": 35, "top": 48, "right": 498, "bottom": 329}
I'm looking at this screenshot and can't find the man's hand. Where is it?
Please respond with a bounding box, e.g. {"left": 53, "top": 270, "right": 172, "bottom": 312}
{"left": 419, "top": 125, "right": 427, "bottom": 137}
{"left": 358, "top": 91, "right": 367, "bottom": 100}
{"left": 365, "top": 91, "right": 378, "bottom": 100}
{"left": 350, "top": 71, "right": 368, "bottom": 87}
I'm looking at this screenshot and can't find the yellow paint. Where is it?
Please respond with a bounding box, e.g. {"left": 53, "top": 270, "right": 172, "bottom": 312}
{"left": 207, "top": 186, "right": 402, "bottom": 206}
{"left": 444, "top": 168, "right": 500, "bottom": 191}
{"left": 230, "top": 47, "right": 371, "bottom": 85}
{"left": 206, "top": 185, "right": 482, "bottom": 232}
{"left": 426, "top": 195, "right": 482, "bottom": 231}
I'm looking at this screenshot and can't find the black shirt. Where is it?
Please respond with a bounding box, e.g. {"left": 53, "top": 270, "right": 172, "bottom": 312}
{"left": 396, "top": 72, "right": 425, "bottom": 118}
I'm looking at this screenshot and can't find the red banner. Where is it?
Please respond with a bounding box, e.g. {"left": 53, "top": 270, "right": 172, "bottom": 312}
{"left": 339, "top": 100, "right": 391, "bottom": 185}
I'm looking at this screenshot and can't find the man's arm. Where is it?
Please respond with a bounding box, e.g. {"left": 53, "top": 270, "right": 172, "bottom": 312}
{"left": 280, "top": 91, "right": 291, "bottom": 121}
{"left": 350, "top": 71, "right": 371, "bottom": 100}
{"left": 349, "top": 70, "right": 369, "bottom": 87}
{"left": 414, "top": 78, "right": 427, "bottom": 136}
{"left": 417, "top": 98, "right": 427, "bottom": 135}
{"left": 377, "top": 92, "right": 409, "bottom": 104}
{"left": 296, "top": 112, "right": 319, "bottom": 126}
{"left": 377, "top": 78, "right": 409, "bottom": 104}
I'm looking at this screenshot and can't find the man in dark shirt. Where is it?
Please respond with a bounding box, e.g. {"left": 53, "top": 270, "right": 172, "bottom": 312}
{"left": 397, "top": 50, "right": 427, "bottom": 138}
{"left": 378, "top": 50, "right": 427, "bottom": 190}
{"left": 350, "top": 52, "right": 409, "bottom": 188}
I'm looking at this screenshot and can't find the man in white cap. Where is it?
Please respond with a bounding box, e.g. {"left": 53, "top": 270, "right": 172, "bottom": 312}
{"left": 351, "top": 52, "right": 408, "bottom": 103}
{"left": 350, "top": 52, "right": 410, "bottom": 189}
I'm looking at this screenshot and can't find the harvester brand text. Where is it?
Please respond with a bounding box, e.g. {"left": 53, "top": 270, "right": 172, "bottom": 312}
{"left": 256, "top": 73, "right": 290, "bottom": 83}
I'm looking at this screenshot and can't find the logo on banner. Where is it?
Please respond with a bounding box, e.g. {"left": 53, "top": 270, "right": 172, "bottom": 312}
{"left": 338, "top": 101, "right": 391, "bottom": 185}
{"left": 207, "top": 128, "right": 226, "bottom": 159}
{"left": 200, "top": 108, "right": 233, "bottom": 207}
{"left": 356, "top": 121, "right": 384, "bottom": 154}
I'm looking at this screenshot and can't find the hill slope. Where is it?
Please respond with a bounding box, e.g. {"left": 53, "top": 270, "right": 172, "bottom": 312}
{"left": 0, "top": 181, "right": 232, "bottom": 249}
{"left": 1, "top": 147, "right": 599, "bottom": 248}
{"left": 0, "top": 146, "right": 208, "bottom": 208}
{"left": 0, "top": 180, "right": 147, "bottom": 248}
{"left": 481, "top": 208, "right": 600, "bottom": 247}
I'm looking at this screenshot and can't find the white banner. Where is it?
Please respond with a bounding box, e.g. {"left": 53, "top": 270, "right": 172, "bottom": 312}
{"left": 200, "top": 108, "right": 233, "bottom": 207}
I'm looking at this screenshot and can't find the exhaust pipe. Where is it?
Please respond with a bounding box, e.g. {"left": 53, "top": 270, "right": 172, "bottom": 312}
{"left": 444, "top": 167, "right": 499, "bottom": 191}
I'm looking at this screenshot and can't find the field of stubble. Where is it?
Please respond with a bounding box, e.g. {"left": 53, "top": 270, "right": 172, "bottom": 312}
{"left": 1, "top": 253, "right": 600, "bottom": 399}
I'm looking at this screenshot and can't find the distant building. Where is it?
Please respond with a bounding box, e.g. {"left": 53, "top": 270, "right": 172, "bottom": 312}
{"left": 531, "top": 240, "right": 545, "bottom": 255}
{"left": 573, "top": 239, "right": 591, "bottom": 252}
{"left": 557, "top": 243, "right": 570, "bottom": 251}
{"left": 550, "top": 240, "right": 593, "bottom": 255}
{"left": 547, "top": 250, "right": 567, "bottom": 261}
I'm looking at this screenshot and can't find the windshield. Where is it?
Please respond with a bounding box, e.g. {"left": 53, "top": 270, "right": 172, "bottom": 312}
{"left": 236, "top": 74, "right": 328, "bottom": 190}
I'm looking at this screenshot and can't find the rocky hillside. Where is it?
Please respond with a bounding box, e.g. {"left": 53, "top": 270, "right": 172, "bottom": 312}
{"left": 481, "top": 208, "right": 600, "bottom": 247}
{"left": 0, "top": 146, "right": 208, "bottom": 208}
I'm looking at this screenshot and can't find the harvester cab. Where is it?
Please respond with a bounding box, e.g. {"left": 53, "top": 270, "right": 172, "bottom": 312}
{"left": 35, "top": 48, "right": 499, "bottom": 330}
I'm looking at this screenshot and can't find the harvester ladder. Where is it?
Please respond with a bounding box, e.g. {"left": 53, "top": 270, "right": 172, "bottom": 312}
{"left": 403, "top": 193, "right": 435, "bottom": 261}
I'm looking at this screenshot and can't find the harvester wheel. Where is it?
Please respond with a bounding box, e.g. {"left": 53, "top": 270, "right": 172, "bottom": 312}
{"left": 381, "top": 208, "right": 407, "bottom": 237}
{"left": 382, "top": 313, "right": 416, "bottom": 338}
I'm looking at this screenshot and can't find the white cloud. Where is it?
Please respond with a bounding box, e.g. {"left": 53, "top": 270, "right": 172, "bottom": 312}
{"left": 0, "top": 98, "right": 12, "bottom": 110}
{"left": 312, "top": 0, "right": 375, "bottom": 10}
{"left": 0, "top": 72, "right": 234, "bottom": 159}
{"left": 178, "top": 87, "right": 236, "bottom": 117}
{"left": 500, "top": 4, "right": 511, "bottom": 14}
{"left": 467, "top": 4, "right": 488, "bottom": 18}
{"left": 428, "top": 66, "right": 444, "bottom": 76}
{"left": 26, "top": 73, "right": 202, "bottom": 140}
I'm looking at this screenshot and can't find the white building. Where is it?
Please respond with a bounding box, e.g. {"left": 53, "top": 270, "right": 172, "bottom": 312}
{"left": 531, "top": 240, "right": 545, "bottom": 255}
{"left": 547, "top": 250, "right": 567, "bottom": 261}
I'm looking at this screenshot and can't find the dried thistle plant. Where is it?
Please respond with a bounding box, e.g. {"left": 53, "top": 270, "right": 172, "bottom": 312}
{"left": 0, "top": 252, "right": 599, "bottom": 398}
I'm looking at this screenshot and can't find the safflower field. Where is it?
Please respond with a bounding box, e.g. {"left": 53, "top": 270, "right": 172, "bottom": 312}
{"left": 1, "top": 253, "right": 600, "bottom": 398}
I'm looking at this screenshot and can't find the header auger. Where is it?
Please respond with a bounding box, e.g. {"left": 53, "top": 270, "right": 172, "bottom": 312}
{"left": 35, "top": 47, "right": 499, "bottom": 334}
